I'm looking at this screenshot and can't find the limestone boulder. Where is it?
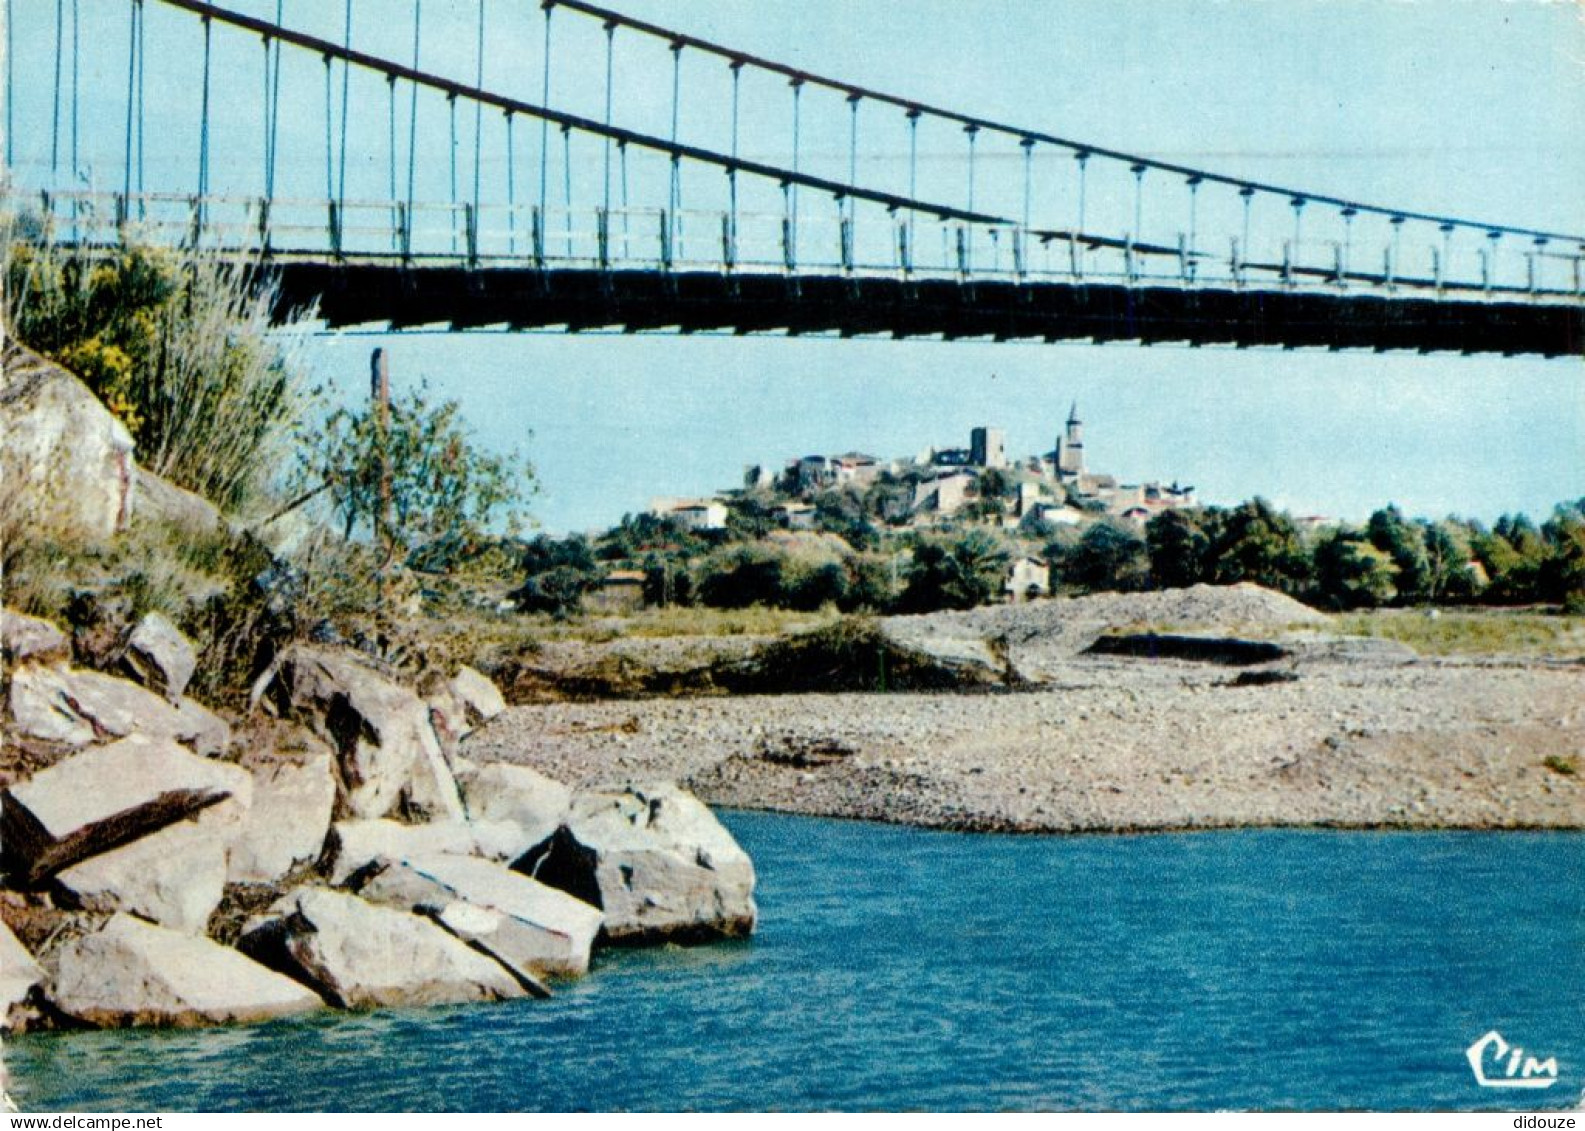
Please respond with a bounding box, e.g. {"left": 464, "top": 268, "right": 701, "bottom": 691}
{"left": 1, "top": 734, "right": 250, "bottom": 884}
{"left": 424, "top": 685, "right": 467, "bottom": 764}
{"left": 1, "top": 609, "right": 70, "bottom": 667}
{"left": 404, "top": 724, "right": 467, "bottom": 823}
{"left": 4, "top": 664, "right": 230, "bottom": 757}
{"left": 0, "top": 345, "right": 134, "bottom": 543}
{"left": 518, "top": 783, "right": 757, "bottom": 946}
{"left": 325, "top": 818, "right": 489, "bottom": 885}
{"left": 6, "top": 665, "right": 96, "bottom": 747}
{"left": 450, "top": 667, "right": 507, "bottom": 727}
{"left": 122, "top": 612, "right": 197, "bottom": 702}
{"left": 229, "top": 742, "right": 338, "bottom": 886}
{"left": 132, "top": 466, "right": 223, "bottom": 535}
{"left": 457, "top": 761, "right": 572, "bottom": 860}
{"left": 47, "top": 912, "right": 324, "bottom": 1028}
{"left": 171, "top": 697, "right": 233, "bottom": 759}
{"left": 238, "top": 887, "right": 526, "bottom": 1009}
{"left": 355, "top": 852, "right": 602, "bottom": 980}
{"left": 0, "top": 920, "right": 45, "bottom": 1033}
{"left": 53, "top": 819, "right": 228, "bottom": 934}
{"left": 270, "top": 648, "right": 464, "bottom": 822}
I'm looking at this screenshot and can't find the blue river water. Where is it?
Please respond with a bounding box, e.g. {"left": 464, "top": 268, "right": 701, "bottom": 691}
{"left": 8, "top": 815, "right": 1583, "bottom": 1112}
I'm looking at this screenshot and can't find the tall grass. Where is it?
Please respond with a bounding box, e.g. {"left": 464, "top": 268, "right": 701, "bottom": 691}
{"left": 2, "top": 214, "right": 316, "bottom": 517}
{"left": 1331, "top": 609, "right": 1585, "bottom": 658}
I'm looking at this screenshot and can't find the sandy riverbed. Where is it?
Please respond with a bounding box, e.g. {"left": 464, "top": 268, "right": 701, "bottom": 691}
{"left": 465, "top": 588, "right": 1584, "bottom": 833}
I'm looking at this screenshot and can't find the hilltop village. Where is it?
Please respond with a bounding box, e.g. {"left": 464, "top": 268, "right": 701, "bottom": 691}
{"left": 511, "top": 407, "right": 1203, "bottom": 615}
{"left": 657, "top": 406, "right": 1195, "bottom": 538}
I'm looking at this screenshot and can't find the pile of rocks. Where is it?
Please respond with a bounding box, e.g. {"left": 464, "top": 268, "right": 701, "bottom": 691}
{"left": 0, "top": 608, "right": 757, "bottom": 1033}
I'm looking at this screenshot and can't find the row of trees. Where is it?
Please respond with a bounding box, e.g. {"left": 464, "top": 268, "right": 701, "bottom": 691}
{"left": 512, "top": 496, "right": 1585, "bottom": 618}
{"left": 1111, "top": 498, "right": 1584, "bottom": 611}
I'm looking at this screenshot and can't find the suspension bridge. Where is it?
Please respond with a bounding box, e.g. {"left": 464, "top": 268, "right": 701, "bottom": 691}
{"left": 5, "top": 0, "right": 1583, "bottom": 355}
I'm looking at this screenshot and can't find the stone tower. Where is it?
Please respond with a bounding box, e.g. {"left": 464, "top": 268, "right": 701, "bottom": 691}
{"left": 1058, "top": 402, "right": 1084, "bottom": 478}
{"left": 970, "top": 426, "right": 1007, "bottom": 470}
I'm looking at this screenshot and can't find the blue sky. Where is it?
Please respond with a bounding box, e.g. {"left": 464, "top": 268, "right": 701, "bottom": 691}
{"left": 8, "top": 0, "right": 1584, "bottom": 533}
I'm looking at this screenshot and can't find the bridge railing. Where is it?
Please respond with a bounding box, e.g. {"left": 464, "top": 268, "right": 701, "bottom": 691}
{"left": 10, "top": 188, "right": 1584, "bottom": 307}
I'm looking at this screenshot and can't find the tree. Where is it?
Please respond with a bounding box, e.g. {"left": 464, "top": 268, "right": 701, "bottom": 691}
{"left": 512, "top": 534, "right": 599, "bottom": 616}
{"left": 519, "top": 533, "right": 597, "bottom": 577}
{"left": 696, "top": 545, "right": 790, "bottom": 609}
{"left": 596, "top": 512, "right": 704, "bottom": 560}
{"left": 899, "top": 529, "right": 1010, "bottom": 612}
{"left": 1313, "top": 531, "right": 1398, "bottom": 609}
{"left": 846, "top": 553, "right": 899, "bottom": 613}
{"left": 1209, "top": 498, "right": 1310, "bottom": 594}
{"left": 790, "top": 560, "right": 851, "bottom": 611}
{"left": 1478, "top": 513, "right": 1548, "bottom": 604}
{"left": 814, "top": 486, "right": 879, "bottom": 550}
{"left": 1539, "top": 501, "right": 1585, "bottom": 610}
{"left": 1052, "top": 520, "right": 1149, "bottom": 592}
{"left": 301, "top": 382, "right": 532, "bottom": 572}
{"left": 512, "top": 564, "right": 592, "bottom": 618}
{"left": 866, "top": 476, "right": 918, "bottom": 527}
{"left": 642, "top": 552, "right": 693, "bottom": 608}
{"left": 1422, "top": 520, "right": 1475, "bottom": 602}
{"left": 1146, "top": 509, "right": 1211, "bottom": 589}
{"left": 725, "top": 491, "right": 777, "bottom": 541}
{"left": 1366, "top": 505, "right": 1430, "bottom": 603}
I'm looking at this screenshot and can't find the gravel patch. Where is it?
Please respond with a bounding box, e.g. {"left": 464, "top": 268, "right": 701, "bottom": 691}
{"left": 464, "top": 652, "right": 1585, "bottom": 834}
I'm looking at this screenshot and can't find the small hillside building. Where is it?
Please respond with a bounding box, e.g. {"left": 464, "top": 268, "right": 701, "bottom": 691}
{"left": 585, "top": 569, "right": 648, "bottom": 613}
{"left": 1005, "top": 556, "right": 1051, "bottom": 602}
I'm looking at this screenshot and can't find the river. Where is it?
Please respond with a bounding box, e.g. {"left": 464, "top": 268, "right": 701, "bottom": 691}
{"left": 7, "top": 816, "right": 1582, "bottom": 1111}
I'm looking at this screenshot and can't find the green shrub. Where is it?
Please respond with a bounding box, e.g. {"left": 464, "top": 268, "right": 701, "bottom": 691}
{"left": 4, "top": 232, "right": 313, "bottom": 515}
{"left": 297, "top": 381, "right": 533, "bottom": 573}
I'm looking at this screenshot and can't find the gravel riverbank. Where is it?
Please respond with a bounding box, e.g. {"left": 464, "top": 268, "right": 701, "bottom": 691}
{"left": 466, "top": 588, "right": 1585, "bottom": 833}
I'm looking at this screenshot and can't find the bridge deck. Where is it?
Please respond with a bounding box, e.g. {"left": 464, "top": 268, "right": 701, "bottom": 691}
{"left": 277, "top": 264, "right": 1584, "bottom": 357}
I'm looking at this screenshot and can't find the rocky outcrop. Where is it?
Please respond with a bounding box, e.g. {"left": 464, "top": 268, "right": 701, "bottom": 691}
{"left": 518, "top": 783, "right": 757, "bottom": 946}
{"left": 1, "top": 735, "right": 249, "bottom": 884}
{"left": 0, "top": 612, "right": 752, "bottom": 1035}
{"left": 238, "top": 887, "right": 526, "bottom": 1009}
{"left": 0, "top": 345, "right": 135, "bottom": 543}
{"left": 228, "top": 743, "right": 338, "bottom": 886}
{"left": 456, "top": 761, "right": 572, "bottom": 860}
{"left": 48, "top": 913, "right": 324, "bottom": 1028}
{"left": 269, "top": 648, "right": 464, "bottom": 822}
{"left": 1, "top": 609, "right": 71, "bottom": 666}
{"left": 52, "top": 819, "right": 229, "bottom": 934}
{"left": 354, "top": 852, "right": 602, "bottom": 980}
{"left": 122, "top": 612, "right": 198, "bottom": 702}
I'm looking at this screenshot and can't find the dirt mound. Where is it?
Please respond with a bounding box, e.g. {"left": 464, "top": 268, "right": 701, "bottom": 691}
{"left": 715, "top": 618, "right": 1012, "bottom": 695}
{"left": 885, "top": 583, "right": 1328, "bottom": 682}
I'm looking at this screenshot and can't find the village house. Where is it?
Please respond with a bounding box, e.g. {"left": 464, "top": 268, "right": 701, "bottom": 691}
{"left": 1025, "top": 501, "right": 1085, "bottom": 527}
{"left": 650, "top": 497, "right": 729, "bottom": 532}
{"left": 911, "top": 470, "right": 977, "bottom": 520}
{"left": 831, "top": 453, "right": 881, "bottom": 487}
{"left": 1004, "top": 556, "right": 1051, "bottom": 602}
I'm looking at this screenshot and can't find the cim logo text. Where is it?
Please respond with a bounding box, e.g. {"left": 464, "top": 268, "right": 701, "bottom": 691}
{"left": 1467, "top": 1030, "right": 1560, "bottom": 1089}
